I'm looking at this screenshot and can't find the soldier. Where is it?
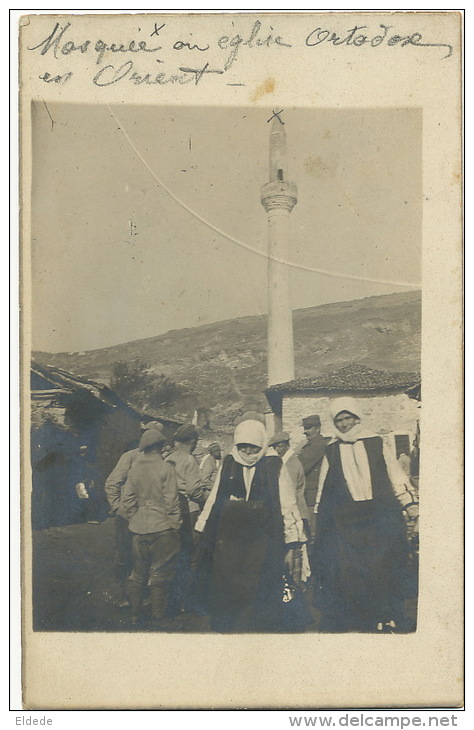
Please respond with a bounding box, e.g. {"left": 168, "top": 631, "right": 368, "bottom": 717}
{"left": 121, "top": 429, "right": 182, "bottom": 629}
{"left": 165, "top": 425, "right": 206, "bottom": 615}
{"left": 296, "top": 415, "right": 330, "bottom": 541}
{"left": 199, "top": 442, "right": 222, "bottom": 496}
{"left": 268, "top": 430, "right": 310, "bottom": 537}
{"left": 104, "top": 421, "right": 165, "bottom": 606}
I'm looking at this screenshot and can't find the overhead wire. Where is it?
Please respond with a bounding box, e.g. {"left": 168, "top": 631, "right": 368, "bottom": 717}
{"left": 107, "top": 105, "right": 421, "bottom": 289}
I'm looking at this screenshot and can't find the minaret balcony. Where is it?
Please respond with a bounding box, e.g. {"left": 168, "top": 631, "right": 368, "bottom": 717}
{"left": 260, "top": 180, "right": 298, "bottom": 213}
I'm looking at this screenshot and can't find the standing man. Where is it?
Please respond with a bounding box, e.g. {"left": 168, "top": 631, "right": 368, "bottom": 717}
{"left": 72, "top": 445, "right": 104, "bottom": 525}
{"left": 268, "top": 430, "right": 310, "bottom": 536}
{"left": 121, "top": 428, "right": 182, "bottom": 629}
{"left": 297, "top": 415, "right": 330, "bottom": 541}
{"left": 165, "top": 424, "right": 206, "bottom": 614}
{"left": 104, "top": 421, "right": 165, "bottom": 607}
{"left": 199, "top": 442, "right": 222, "bottom": 496}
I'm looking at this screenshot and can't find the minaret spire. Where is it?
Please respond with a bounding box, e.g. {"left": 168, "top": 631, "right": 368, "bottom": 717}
{"left": 261, "top": 116, "right": 298, "bottom": 388}
{"left": 269, "top": 116, "right": 287, "bottom": 182}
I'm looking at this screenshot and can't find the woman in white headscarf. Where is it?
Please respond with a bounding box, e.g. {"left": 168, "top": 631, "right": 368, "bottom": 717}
{"left": 313, "top": 398, "right": 419, "bottom": 633}
{"left": 195, "top": 418, "right": 308, "bottom": 632}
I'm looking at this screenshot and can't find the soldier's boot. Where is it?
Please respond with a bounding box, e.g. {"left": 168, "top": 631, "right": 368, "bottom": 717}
{"left": 149, "top": 585, "right": 184, "bottom": 632}
{"left": 128, "top": 581, "right": 144, "bottom": 625}
{"left": 116, "top": 581, "right": 130, "bottom": 608}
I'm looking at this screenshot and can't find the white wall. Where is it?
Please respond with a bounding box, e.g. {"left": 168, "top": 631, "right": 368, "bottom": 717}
{"left": 283, "top": 392, "right": 421, "bottom": 448}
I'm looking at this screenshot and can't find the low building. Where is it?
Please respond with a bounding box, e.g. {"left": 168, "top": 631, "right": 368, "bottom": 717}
{"left": 30, "top": 361, "right": 181, "bottom": 528}
{"left": 264, "top": 363, "right": 421, "bottom": 451}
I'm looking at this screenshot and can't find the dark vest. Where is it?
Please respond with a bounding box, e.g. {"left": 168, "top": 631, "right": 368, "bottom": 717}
{"left": 215, "top": 453, "right": 282, "bottom": 502}
{"left": 323, "top": 436, "right": 395, "bottom": 504}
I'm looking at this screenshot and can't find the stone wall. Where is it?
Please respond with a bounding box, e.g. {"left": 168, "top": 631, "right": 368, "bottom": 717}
{"left": 283, "top": 391, "right": 421, "bottom": 447}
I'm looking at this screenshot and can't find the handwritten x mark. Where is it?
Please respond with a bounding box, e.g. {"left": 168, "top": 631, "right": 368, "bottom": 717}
{"left": 151, "top": 23, "right": 165, "bottom": 37}
{"left": 267, "top": 109, "right": 285, "bottom": 125}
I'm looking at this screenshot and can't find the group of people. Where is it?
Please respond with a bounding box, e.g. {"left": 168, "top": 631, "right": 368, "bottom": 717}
{"left": 104, "top": 398, "right": 419, "bottom": 634}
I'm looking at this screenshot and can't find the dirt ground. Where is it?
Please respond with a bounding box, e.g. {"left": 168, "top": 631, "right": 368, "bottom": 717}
{"left": 32, "top": 517, "right": 417, "bottom": 633}
{"left": 33, "top": 517, "right": 208, "bottom": 633}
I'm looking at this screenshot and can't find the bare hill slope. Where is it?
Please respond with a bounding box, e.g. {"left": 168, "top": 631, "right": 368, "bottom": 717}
{"left": 33, "top": 290, "right": 421, "bottom": 429}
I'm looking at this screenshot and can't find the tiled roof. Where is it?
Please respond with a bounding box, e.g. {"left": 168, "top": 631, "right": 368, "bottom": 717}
{"left": 31, "top": 361, "right": 181, "bottom": 427}
{"left": 32, "top": 361, "right": 116, "bottom": 405}
{"left": 265, "top": 363, "right": 421, "bottom": 396}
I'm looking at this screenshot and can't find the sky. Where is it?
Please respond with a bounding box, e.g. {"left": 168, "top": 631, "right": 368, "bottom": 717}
{"left": 31, "top": 103, "right": 421, "bottom": 353}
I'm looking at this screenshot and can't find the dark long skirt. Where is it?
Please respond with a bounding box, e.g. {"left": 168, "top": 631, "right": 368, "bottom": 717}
{"left": 314, "top": 497, "right": 409, "bottom": 632}
{"left": 209, "top": 500, "right": 284, "bottom": 633}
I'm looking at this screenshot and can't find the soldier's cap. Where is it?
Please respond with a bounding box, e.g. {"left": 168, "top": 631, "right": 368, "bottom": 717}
{"left": 268, "top": 431, "right": 290, "bottom": 447}
{"left": 174, "top": 424, "right": 199, "bottom": 442}
{"left": 139, "top": 428, "right": 167, "bottom": 451}
{"left": 302, "top": 415, "right": 321, "bottom": 429}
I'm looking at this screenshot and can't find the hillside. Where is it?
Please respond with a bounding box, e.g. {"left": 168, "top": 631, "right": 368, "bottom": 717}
{"left": 33, "top": 291, "right": 421, "bottom": 430}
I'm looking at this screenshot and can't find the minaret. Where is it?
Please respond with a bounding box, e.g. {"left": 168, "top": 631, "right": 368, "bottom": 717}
{"left": 261, "top": 118, "right": 298, "bottom": 386}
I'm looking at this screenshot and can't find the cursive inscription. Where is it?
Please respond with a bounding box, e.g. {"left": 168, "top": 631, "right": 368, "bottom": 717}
{"left": 28, "top": 22, "right": 163, "bottom": 65}
{"left": 173, "top": 39, "right": 210, "bottom": 52}
{"left": 305, "top": 24, "right": 453, "bottom": 59}
{"left": 39, "top": 71, "right": 73, "bottom": 84}
{"left": 217, "top": 20, "right": 292, "bottom": 70}
{"left": 178, "top": 62, "right": 224, "bottom": 85}
{"left": 92, "top": 60, "right": 192, "bottom": 86}
{"left": 26, "top": 17, "right": 455, "bottom": 94}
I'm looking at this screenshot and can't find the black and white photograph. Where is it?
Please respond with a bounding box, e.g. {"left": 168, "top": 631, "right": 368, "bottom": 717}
{"left": 17, "top": 11, "right": 462, "bottom": 711}
{"left": 30, "top": 102, "right": 422, "bottom": 636}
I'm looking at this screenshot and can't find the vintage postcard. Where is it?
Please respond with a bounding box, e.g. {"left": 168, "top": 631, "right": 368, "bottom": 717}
{"left": 18, "top": 11, "right": 463, "bottom": 710}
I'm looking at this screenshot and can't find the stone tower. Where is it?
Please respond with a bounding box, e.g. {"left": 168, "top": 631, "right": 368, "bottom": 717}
{"left": 260, "top": 117, "right": 298, "bottom": 387}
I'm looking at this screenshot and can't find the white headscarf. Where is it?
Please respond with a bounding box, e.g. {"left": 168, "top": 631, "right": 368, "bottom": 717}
{"left": 329, "top": 397, "right": 376, "bottom": 443}
{"left": 231, "top": 419, "right": 268, "bottom": 466}
{"left": 329, "top": 396, "right": 362, "bottom": 421}
{"left": 195, "top": 418, "right": 309, "bottom": 552}
{"left": 328, "top": 397, "right": 376, "bottom": 501}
